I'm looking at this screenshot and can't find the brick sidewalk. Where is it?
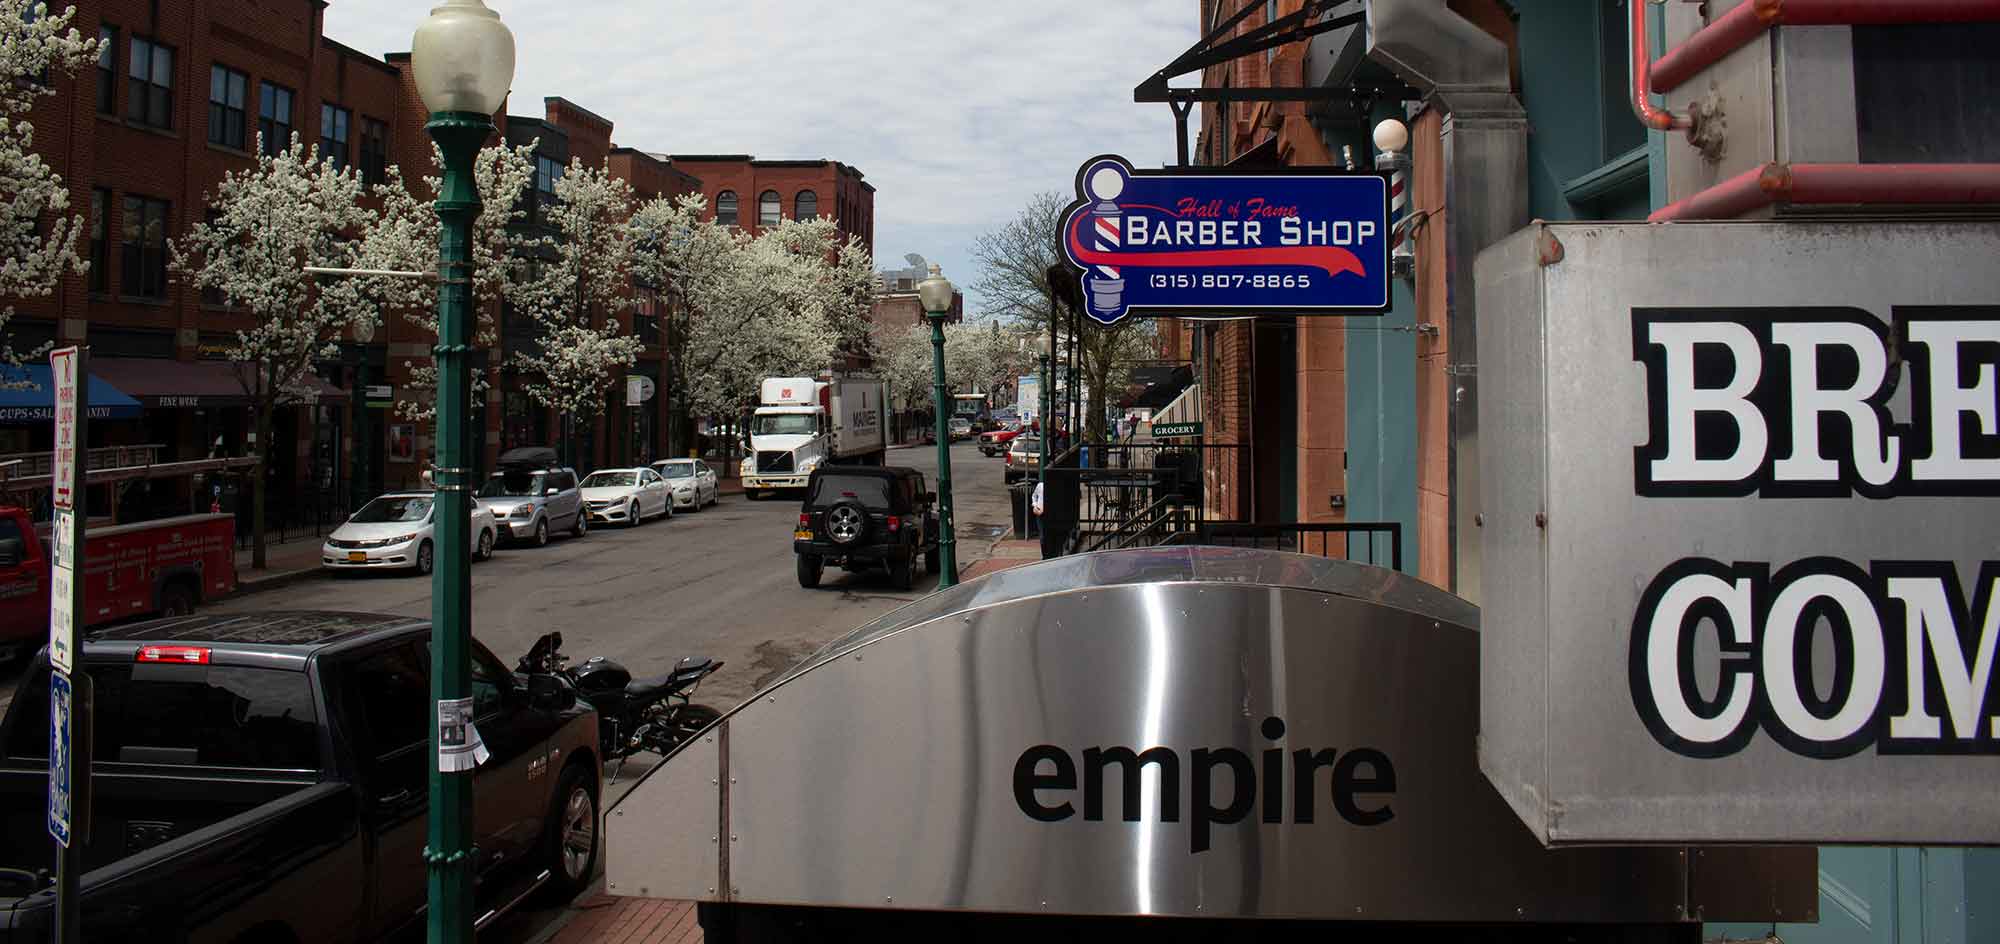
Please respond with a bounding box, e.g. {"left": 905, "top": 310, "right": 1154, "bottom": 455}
{"left": 545, "top": 896, "right": 701, "bottom": 944}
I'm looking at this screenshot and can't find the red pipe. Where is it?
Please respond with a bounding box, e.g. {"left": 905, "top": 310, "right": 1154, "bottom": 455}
{"left": 1648, "top": 162, "right": 2000, "bottom": 221}
{"left": 1631, "top": 0, "right": 1689, "bottom": 130}
{"left": 1653, "top": 0, "right": 2000, "bottom": 94}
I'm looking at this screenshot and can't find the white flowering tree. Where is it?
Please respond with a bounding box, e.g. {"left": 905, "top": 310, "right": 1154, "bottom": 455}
{"left": 0, "top": 0, "right": 95, "bottom": 370}
{"left": 506, "top": 161, "right": 644, "bottom": 462}
{"left": 363, "top": 140, "right": 537, "bottom": 421}
{"left": 171, "top": 135, "right": 382, "bottom": 569}
{"left": 629, "top": 198, "right": 875, "bottom": 449}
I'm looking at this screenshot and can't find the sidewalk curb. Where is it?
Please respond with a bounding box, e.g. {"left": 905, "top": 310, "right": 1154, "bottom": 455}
{"left": 233, "top": 566, "right": 324, "bottom": 595}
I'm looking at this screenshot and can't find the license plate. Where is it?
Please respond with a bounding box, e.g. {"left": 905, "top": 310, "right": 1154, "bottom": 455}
{"left": 347, "top": 552, "right": 367, "bottom": 562}
{"left": 794, "top": 530, "right": 812, "bottom": 540}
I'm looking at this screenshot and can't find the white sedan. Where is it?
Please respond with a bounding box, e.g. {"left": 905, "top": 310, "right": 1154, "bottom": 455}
{"left": 651, "top": 458, "right": 720, "bottom": 511}
{"left": 580, "top": 467, "right": 672, "bottom": 525}
{"left": 322, "top": 492, "right": 498, "bottom": 575}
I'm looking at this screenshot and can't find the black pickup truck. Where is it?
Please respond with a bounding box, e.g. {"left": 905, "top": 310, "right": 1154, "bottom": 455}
{"left": 0, "top": 612, "right": 601, "bottom": 943}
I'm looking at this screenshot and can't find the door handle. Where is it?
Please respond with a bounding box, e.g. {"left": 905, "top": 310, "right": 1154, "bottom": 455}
{"left": 376, "top": 789, "right": 414, "bottom": 807}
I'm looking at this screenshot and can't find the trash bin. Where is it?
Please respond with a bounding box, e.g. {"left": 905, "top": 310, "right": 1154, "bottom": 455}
{"left": 1008, "top": 482, "right": 1040, "bottom": 538}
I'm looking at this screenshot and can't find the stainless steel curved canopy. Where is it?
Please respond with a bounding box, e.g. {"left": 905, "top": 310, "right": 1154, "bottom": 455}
{"left": 604, "top": 548, "right": 1806, "bottom": 924}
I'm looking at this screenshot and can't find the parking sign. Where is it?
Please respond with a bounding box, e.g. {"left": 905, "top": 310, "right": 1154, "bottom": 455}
{"left": 48, "top": 671, "right": 72, "bottom": 847}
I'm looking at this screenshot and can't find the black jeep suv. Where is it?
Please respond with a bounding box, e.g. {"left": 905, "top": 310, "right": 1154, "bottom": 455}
{"left": 794, "top": 466, "right": 942, "bottom": 591}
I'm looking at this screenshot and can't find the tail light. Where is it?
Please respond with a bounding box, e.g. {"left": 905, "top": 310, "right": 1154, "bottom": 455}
{"left": 886, "top": 515, "right": 901, "bottom": 532}
{"left": 797, "top": 513, "right": 811, "bottom": 528}
{"left": 138, "top": 645, "right": 210, "bottom": 664}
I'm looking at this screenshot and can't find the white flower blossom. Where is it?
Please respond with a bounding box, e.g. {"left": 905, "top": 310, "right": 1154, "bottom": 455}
{"left": 0, "top": 0, "right": 96, "bottom": 372}
{"left": 506, "top": 161, "right": 644, "bottom": 420}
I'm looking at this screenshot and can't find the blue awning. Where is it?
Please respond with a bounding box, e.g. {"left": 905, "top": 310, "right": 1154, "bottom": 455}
{"left": 0, "top": 364, "right": 144, "bottom": 424}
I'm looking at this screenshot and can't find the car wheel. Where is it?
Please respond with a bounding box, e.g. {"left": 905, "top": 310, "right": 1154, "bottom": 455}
{"left": 796, "top": 553, "right": 823, "bottom": 589}
{"left": 415, "top": 540, "right": 434, "bottom": 576}
{"left": 159, "top": 583, "right": 196, "bottom": 617}
{"left": 826, "top": 500, "right": 870, "bottom": 546}
{"left": 533, "top": 518, "right": 549, "bottom": 547}
{"left": 628, "top": 500, "right": 641, "bottom": 526}
{"left": 572, "top": 511, "right": 588, "bottom": 538}
{"left": 889, "top": 551, "right": 914, "bottom": 592}
{"left": 476, "top": 529, "right": 495, "bottom": 561}
{"left": 536, "top": 764, "right": 599, "bottom": 904}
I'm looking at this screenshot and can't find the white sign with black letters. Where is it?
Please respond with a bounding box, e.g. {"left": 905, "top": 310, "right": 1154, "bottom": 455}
{"left": 1475, "top": 221, "right": 2000, "bottom": 846}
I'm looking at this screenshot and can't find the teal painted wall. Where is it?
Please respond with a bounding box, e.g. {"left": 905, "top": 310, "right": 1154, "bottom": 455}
{"left": 1335, "top": 104, "right": 1417, "bottom": 573}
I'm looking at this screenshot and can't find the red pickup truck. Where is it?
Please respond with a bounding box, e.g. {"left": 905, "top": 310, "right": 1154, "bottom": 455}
{"left": 0, "top": 508, "right": 236, "bottom": 657}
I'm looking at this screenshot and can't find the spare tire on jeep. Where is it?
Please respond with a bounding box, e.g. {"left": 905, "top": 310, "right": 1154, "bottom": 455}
{"left": 824, "top": 499, "right": 870, "bottom": 545}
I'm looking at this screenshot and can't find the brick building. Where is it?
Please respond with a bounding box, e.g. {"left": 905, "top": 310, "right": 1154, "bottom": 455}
{"left": 9, "top": 0, "right": 865, "bottom": 518}
{"left": 663, "top": 155, "right": 874, "bottom": 254}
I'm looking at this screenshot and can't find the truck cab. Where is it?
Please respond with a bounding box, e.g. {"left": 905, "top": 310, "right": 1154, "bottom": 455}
{"left": 743, "top": 376, "right": 886, "bottom": 498}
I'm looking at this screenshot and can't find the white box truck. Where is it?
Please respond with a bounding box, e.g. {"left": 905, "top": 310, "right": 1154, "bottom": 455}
{"left": 741, "top": 375, "right": 886, "bottom": 497}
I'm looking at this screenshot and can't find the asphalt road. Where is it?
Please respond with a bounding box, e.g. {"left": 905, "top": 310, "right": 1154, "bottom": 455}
{"left": 207, "top": 439, "right": 1015, "bottom": 713}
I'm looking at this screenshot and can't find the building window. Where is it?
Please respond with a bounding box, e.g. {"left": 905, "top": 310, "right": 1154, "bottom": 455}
{"left": 758, "top": 190, "right": 781, "bottom": 227}
{"left": 88, "top": 189, "right": 110, "bottom": 294}
{"left": 120, "top": 196, "right": 169, "bottom": 299}
{"left": 360, "top": 118, "right": 389, "bottom": 187}
{"left": 126, "top": 36, "right": 173, "bottom": 129}
{"left": 258, "top": 83, "right": 293, "bottom": 156}
{"left": 96, "top": 26, "right": 117, "bottom": 114}
{"left": 319, "top": 104, "right": 350, "bottom": 170}
{"left": 715, "top": 190, "right": 738, "bottom": 225}
{"left": 1597, "top": 0, "right": 1646, "bottom": 160}
{"left": 795, "top": 190, "right": 818, "bottom": 220}
{"left": 207, "top": 65, "right": 247, "bottom": 150}
{"left": 535, "top": 155, "right": 563, "bottom": 194}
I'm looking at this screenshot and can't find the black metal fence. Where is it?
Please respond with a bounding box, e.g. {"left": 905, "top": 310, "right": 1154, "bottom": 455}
{"left": 1170, "top": 521, "right": 1403, "bottom": 572}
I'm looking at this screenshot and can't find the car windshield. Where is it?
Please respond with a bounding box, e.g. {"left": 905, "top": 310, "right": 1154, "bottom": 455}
{"left": 351, "top": 496, "right": 432, "bottom": 523}
{"left": 478, "top": 471, "right": 545, "bottom": 498}
{"left": 657, "top": 461, "right": 697, "bottom": 478}
{"left": 582, "top": 471, "right": 637, "bottom": 488}
{"left": 810, "top": 474, "right": 892, "bottom": 508}
{"left": 753, "top": 414, "right": 817, "bottom": 436}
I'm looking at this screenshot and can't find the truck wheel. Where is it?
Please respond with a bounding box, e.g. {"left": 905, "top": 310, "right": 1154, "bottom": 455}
{"left": 537, "top": 765, "right": 599, "bottom": 904}
{"left": 796, "top": 554, "right": 823, "bottom": 589}
{"left": 890, "top": 552, "right": 915, "bottom": 592}
{"left": 415, "top": 540, "right": 434, "bottom": 576}
{"left": 160, "top": 583, "right": 196, "bottom": 618}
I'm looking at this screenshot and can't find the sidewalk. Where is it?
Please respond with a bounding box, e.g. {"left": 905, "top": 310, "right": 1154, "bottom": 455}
{"left": 233, "top": 533, "right": 329, "bottom": 593}
{"left": 540, "top": 895, "right": 700, "bottom": 944}
{"left": 959, "top": 538, "right": 1043, "bottom": 581}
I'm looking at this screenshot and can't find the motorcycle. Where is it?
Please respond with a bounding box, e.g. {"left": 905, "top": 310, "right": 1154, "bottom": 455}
{"left": 518, "top": 632, "right": 724, "bottom": 770}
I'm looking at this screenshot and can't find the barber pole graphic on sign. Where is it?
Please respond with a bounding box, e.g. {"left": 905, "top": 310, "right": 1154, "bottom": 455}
{"left": 1059, "top": 156, "right": 1390, "bottom": 324}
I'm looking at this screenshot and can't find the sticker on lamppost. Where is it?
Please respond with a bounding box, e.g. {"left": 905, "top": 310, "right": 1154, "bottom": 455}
{"left": 437, "top": 697, "right": 490, "bottom": 772}
{"left": 47, "top": 671, "right": 72, "bottom": 847}
{"left": 1059, "top": 155, "right": 1390, "bottom": 324}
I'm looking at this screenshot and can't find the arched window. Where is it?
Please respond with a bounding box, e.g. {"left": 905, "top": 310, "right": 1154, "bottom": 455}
{"left": 758, "top": 190, "right": 781, "bottom": 227}
{"left": 715, "top": 190, "right": 738, "bottom": 225}
{"left": 794, "top": 190, "right": 818, "bottom": 220}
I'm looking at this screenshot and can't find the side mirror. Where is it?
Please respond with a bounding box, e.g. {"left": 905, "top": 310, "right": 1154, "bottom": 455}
{"left": 545, "top": 487, "right": 561, "bottom": 496}
{"left": 527, "top": 673, "right": 575, "bottom": 712}
{"left": 0, "top": 537, "right": 21, "bottom": 568}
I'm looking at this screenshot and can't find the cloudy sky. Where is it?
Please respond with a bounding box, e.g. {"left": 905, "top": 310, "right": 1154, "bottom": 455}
{"left": 327, "top": 1, "right": 1201, "bottom": 316}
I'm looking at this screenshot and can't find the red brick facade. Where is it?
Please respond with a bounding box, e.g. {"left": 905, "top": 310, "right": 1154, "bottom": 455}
{"left": 665, "top": 155, "right": 874, "bottom": 255}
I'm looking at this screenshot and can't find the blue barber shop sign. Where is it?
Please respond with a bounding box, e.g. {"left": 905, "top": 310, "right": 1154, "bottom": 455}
{"left": 1059, "top": 155, "right": 1390, "bottom": 324}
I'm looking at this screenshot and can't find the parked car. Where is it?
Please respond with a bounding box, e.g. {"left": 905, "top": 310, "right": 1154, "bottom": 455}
{"left": 794, "top": 466, "right": 940, "bottom": 592}
{"left": 1005, "top": 435, "right": 1043, "bottom": 484}
{"left": 581, "top": 467, "right": 672, "bottom": 526}
{"left": 322, "top": 491, "right": 497, "bottom": 575}
{"left": 948, "top": 417, "right": 974, "bottom": 441}
{"left": 652, "top": 458, "right": 721, "bottom": 511}
{"left": 979, "top": 422, "right": 1024, "bottom": 457}
{"left": 478, "top": 447, "right": 586, "bottom": 546}
{"left": 0, "top": 611, "right": 602, "bottom": 941}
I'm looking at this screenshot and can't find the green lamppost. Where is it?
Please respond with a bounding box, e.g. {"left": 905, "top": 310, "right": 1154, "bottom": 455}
{"left": 411, "top": 3, "right": 514, "bottom": 942}
{"left": 1038, "top": 351, "right": 1051, "bottom": 485}
{"left": 918, "top": 264, "right": 958, "bottom": 587}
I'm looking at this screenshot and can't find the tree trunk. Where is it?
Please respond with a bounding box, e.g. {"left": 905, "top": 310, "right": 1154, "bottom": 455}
{"left": 252, "top": 392, "right": 272, "bottom": 570}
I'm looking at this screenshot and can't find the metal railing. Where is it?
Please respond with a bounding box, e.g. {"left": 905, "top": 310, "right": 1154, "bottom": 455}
{"left": 1168, "top": 521, "right": 1403, "bottom": 572}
